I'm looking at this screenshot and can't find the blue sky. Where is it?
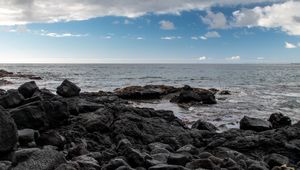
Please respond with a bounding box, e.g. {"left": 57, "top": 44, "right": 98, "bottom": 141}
{"left": 0, "top": 0, "right": 300, "bottom": 63}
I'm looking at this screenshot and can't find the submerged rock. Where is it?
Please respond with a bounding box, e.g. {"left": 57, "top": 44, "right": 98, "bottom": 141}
{"left": 268, "top": 113, "right": 291, "bottom": 128}
{"left": 240, "top": 116, "right": 272, "bottom": 132}
{"left": 57, "top": 79, "right": 81, "bottom": 97}
{"left": 191, "top": 119, "right": 218, "bottom": 132}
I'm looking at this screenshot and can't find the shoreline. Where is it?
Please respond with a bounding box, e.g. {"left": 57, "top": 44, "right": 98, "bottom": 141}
{"left": 0, "top": 79, "right": 299, "bottom": 170}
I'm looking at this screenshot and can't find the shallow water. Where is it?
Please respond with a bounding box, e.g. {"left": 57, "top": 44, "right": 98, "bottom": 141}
{"left": 1, "top": 64, "right": 299, "bottom": 130}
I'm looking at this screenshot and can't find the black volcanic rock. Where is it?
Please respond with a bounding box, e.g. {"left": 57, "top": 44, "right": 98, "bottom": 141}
{"left": 192, "top": 119, "right": 218, "bottom": 132}
{"left": 240, "top": 116, "right": 272, "bottom": 132}
{"left": 18, "top": 81, "right": 39, "bottom": 98}
{"left": 57, "top": 79, "right": 81, "bottom": 97}
{"left": 0, "top": 106, "right": 18, "bottom": 155}
{"left": 268, "top": 113, "right": 291, "bottom": 128}
{"left": 170, "top": 87, "right": 217, "bottom": 104}
{"left": 0, "top": 90, "right": 24, "bottom": 109}
{"left": 37, "top": 130, "right": 66, "bottom": 149}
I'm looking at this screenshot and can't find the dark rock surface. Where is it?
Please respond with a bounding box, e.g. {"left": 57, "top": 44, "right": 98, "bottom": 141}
{"left": 240, "top": 116, "right": 272, "bottom": 132}
{"left": 57, "top": 79, "right": 81, "bottom": 97}
{"left": 0, "top": 81, "right": 299, "bottom": 169}
{"left": 18, "top": 81, "right": 39, "bottom": 98}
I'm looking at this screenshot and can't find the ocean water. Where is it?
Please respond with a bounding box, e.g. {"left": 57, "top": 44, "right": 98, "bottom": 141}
{"left": 1, "top": 64, "right": 300, "bottom": 130}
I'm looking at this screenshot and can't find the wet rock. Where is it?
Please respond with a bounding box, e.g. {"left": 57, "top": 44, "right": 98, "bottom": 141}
{"left": 18, "top": 81, "right": 39, "bottom": 98}
{"left": 0, "top": 106, "right": 18, "bottom": 155}
{"left": 12, "top": 148, "right": 66, "bottom": 170}
{"left": 37, "top": 130, "right": 66, "bottom": 149}
{"left": 191, "top": 119, "right": 218, "bottom": 132}
{"left": 268, "top": 113, "right": 292, "bottom": 128}
{"left": 149, "top": 164, "right": 188, "bottom": 170}
{"left": 170, "top": 86, "right": 216, "bottom": 104}
{"left": 18, "top": 129, "right": 39, "bottom": 146}
{"left": 264, "top": 153, "right": 289, "bottom": 168}
{"left": 0, "top": 90, "right": 24, "bottom": 109}
{"left": 167, "top": 153, "right": 191, "bottom": 166}
{"left": 0, "top": 70, "right": 13, "bottom": 77}
{"left": 0, "top": 89, "right": 6, "bottom": 96}
{"left": 219, "top": 90, "right": 231, "bottom": 95}
{"left": 57, "top": 79, "right": 81, "bottom": 98}
{"left": 240, "top": 116, "right": 272, "bottom": 132}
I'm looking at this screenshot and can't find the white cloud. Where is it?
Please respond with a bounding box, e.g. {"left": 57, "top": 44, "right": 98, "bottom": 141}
{"left": 191, "top": 36, "right": 198, "bottom": 40}
{"left": 41, "top": 32, "right": 88, "bottom": 38}
{"left": 161, "top": 36, "right": 181, "bottom": 40}
{"left": 257, "top": 57, "right": 265, "bottom": 60}
{"left": 226, "top": 56, "right": 241, "bottom": 60}
{"left": 0, "top": 0, "right": 281, "bottom": 25}
{"left": 136, "top": 37, "right": 144, "bottom": 40}
{"left": 201, "top": 11, "right": 228, "bottom": 29}
{"left": 285, "top": 42, "right": 297, "bottom": 49}
{"left": 198, "top": 56, "right": 207, "bottom": 61}
{"left": 159, "top": 20, "right": 175, "bottom": 30}
{"left": 204, "top": 31, "right": 221, "bottom": 38}
{"left": 298, "top": 42, "right": 300, "bottom": 47}
{"left": 231, "top": 1, "right": 300, "bottom": 35}
{"left": 200, "top": 36, "right": 207, "bottom": 40}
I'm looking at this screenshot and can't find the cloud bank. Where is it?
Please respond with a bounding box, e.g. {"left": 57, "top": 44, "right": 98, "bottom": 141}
{"left": 0, "top": 0, "right": 282, "bottom": 25}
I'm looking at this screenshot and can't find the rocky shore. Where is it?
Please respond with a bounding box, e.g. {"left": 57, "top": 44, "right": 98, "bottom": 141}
{"left": 0, "top": 79, "right": 299, "bottom": 170}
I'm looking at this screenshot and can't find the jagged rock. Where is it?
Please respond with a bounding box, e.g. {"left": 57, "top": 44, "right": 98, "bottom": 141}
{"left": 0, "top": 90, "right": 24, "bottom": 109}
{"left": 11, "top": 148, "right": 66, "bottom": 170}
{"left": 264, "top": 153, "right": 289, "bottom": 168}
{"left": 18, "top": 129, "right": 39, "bottom": 146}
{"left": 36, "top": 130, "right": 66, "bottom": 149}
{"left": 191, "top": 119, "right": 218, "bottom": 132}
{"left": 72, "top": 155, "right": 100, "bottom": 170}
{"left": 18, "top": 81, "right": 39, "bottom": 98}
{"left": 0, "top": 106, "right": 18, "bottom": 155}
{"left": 268, "top": 113, "right": 291, "bottom": 128}
{"left": 57, "top": 79, "right": 81, "bottom": 97}
{"left": 240, "top": 116, "right": 272, "bottom": 132}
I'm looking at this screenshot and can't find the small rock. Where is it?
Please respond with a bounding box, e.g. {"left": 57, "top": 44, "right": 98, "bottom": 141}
{"left": 149, "top": 164, "right": 188, "bottom": 170}
{"left": 67, "top": 143, "right": 89, "bottom": 159}
{"left": 102, "top": 158, "right": 131, "bottom": 170}
{"left": 268, "top": 113, "right": 292, "bottom": 128}
{"left": 264, "top": 153, "right": 289, "bottom": 168}
{"left": 219, "top": 90, "right": 231, "bottom": 95}
{"left": 176, "top": 144, "right": 198, "bottom": 155}
{"left": 36, "top": 130, "right": 66, "bottom": 149}
{"left": 148, "top": 142, "right": 173, "bottom": 152}
{"left": 18, "top": 81, "right": 39, "bottom": 98}
{"left": 186, "top": 159, "right": 217, "bottom": 169}
{"left": 240, "top": 116, "right": 272, "bottom": 132}
{"left": 198, "top": 152, "right": 213, "bottom": 159}
{"left": 57, "top": 79, "right": 81, "bottom": 98}
{"left": 191, "top": 119, "right": 218, "bottom": 132}
{"left": 72, "top": 155, "right": 100, "bottom": 170}
{"left": 167, "top": 153, "right": 191, "bottom": 166}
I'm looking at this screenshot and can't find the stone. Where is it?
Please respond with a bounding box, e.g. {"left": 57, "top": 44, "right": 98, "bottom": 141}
{"left": 170, "top": 87, "right": 216, "bottom": 104}
{"left": 268, "top": 113, "right": 292, "bottom": 128}
{"left": 72, "top": 155, "right": 100, "bottom": 170}
{"left": 148, "top": 143, "right": 173, "bottom": 152}
{"left": 186, "top": 159, "right": 217, "bottom": 169}
{"left": 0, "top": 90, "right": 24, "bottom": 109}
{"left": 36, "top": 130, "right": 66, "bottom": 149}
{"left": 18, "top": 129, "right": 38, "bottom": 146}
{"left": 0, "top": 106, "right": 18, "bottom": 154}
{"left": 191, "top": 119, "right": 218, "bottom": 132}
{"left": 240, "top": 116, "right": 272, "bottom": 132}
{"left": 167, "top": 153, "right": 191, "bottom": 166}
{"left": 264, "top": 153, "right": 289, "bottom": 168}
{"left": 55, "top": 162, "right": 80, "bottom": 170}
{"left": 12, "top": 148, "right": 66, "bottom": 170}
{"left": 102, "top": 158, "right": 131, "bottom": 170}
{"left": 176, "top": 144, "right": 198, "bottom": 155}
{"left": 219, "top": 90, "right": 231, "bottom": 95}
{"left": 18, "top": 81, "right": 39, "bottom": 98}
{"left": 149, "top": 164, "right": 188, "bottom": 170}
{"left": 57, "top": 79, "right": 81, "bottom": 97}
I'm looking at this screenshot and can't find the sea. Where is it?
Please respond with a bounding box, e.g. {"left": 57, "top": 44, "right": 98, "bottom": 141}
{"left": 1, "top": 64, "right": 300, "bottom": 130}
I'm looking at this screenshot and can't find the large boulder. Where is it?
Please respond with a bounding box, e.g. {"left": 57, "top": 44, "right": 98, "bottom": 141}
{"left": 240, "top": 116, "right": 272, "bottom": 132}
{"left": 170, "top": 86, "right": 216, "bottom": 104}
{"left": 191, "top": 119, "right": 218, "bottom": 132}
{"left": 57, "top": 79, "right": 81, "bottom": 97}
{"left": 0, "top": 106, "right": 18, "bottom": 155}
{"left": 268, "top": 113, "right": 291, "bottom": 128}
{"left": 18, "top": 81, "right": 39, "bottom": 98}
{"left": 0, "top": 90, "right": 24, "bottom": 109}
{"left": 11, "top": 148, "right": 66, "bottom": 170}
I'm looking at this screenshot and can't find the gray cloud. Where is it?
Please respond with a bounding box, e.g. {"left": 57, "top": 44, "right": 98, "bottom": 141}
{"left": 0, "top": 0, "right": 284, "bottom": 25}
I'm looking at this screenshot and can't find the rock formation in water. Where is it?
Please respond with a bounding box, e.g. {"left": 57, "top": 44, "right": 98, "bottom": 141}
{"left": 0, "top": 80, "right": 299, "bottom": 170}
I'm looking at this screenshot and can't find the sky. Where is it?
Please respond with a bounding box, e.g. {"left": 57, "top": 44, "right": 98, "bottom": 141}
{"left": 0, "top": 0, "right": 300, "bottom": 63}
